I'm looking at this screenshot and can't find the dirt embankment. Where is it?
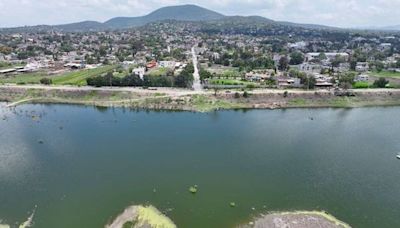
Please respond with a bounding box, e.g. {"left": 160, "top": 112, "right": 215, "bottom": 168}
{"left": 239, "top": 211, "right": 350, "bottom": 228}
{"left": 1, "top": 85, "right": 400, "bottom": 111}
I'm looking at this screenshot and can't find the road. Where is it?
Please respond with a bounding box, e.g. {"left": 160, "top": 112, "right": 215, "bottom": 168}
{"left": 191, "top": 46, "right": 202, "bottom": 91}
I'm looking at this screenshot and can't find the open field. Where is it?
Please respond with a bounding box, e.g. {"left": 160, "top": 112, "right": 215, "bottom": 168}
{"left": 369, "top": 71, "right": 400, "bottom": 79}
{"left": 209, "top": 79, "right": 256, "bottom": 86}
{"left": 0, "top": 62, "right": 25, "bottom": 70}
{"left": 0, "top": 65, "right": 117, "bottom": 85}
{"left": 147, "top": 67, "right": 170, "bottom": 76}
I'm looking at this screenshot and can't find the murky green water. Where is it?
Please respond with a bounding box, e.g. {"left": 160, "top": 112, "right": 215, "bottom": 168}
{"left": 0, "top": 103, "right": 399, "bottom": 228}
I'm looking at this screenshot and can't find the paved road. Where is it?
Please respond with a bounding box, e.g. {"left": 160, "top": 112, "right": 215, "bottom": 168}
{"left": 191, "top": 46, "right": 202, "bottom": 91}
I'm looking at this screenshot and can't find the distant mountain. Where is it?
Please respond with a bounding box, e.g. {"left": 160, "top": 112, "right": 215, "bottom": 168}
{"left": 356, "top": 24, "right": 400, "bottom": 31}
{"left": 105, "top": 5, "right": 224, "bottom": 29}
{"left": 380, "top": 25, "right": 400, "bottom": 31}
{"left": 0, "top": 4, "right": 343, "bottom": 33}
{"left": 55, "top": 21, "right": 105, "bottom": 31}
{"left": 277, "top": 21, "right": 338, "bottom": 30}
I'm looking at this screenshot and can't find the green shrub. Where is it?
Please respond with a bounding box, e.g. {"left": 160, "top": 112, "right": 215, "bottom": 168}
{"left": 283, "top": 91, "right": 288, "bottom": 97}
{"left": 40, "top": 78, "right": 52, "bottom": 85}
{"left": 353, "top": 81, "right": 369, "bottom": 89}
{"left": 373, "top": 78, "right": 389, "bottom": 88}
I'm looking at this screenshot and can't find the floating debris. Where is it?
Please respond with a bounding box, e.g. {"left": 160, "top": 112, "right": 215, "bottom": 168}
{"left": 230, "top": 202, "right": 236, "bottom": 207}
{"left": 189, "top": 186, "right": 198, "bottom": 194}
{"left": 38, "top": 140, "right": 44, "bottom": 144}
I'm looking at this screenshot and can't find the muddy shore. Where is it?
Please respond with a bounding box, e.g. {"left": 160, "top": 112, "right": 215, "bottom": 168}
{"left": 1, "top": 85, "right": 400, "bottom": 112}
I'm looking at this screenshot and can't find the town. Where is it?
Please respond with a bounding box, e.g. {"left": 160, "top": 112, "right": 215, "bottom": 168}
{"left": 1, "top": 20, "right": 400, "bottom": 92}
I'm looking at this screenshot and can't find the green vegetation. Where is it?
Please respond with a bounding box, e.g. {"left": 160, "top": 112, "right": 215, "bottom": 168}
{"left": 53, "top": 65, "right": 117, "bottom": 85}
{"left": 189, "top": 186, "right": 198, "bottom": 194}
{"left": 0, "top": 71, "right": 47, "bottom": 84}
{"left": 137, "top": 206, "right": 176, "bottom": 228}
{"left": 40, "top": 78, "right": 52, "bottom": 85}
{"left": 122, "top": 221, "right": 135, "bottom": 228}
{"left": 209, "top": 79, "right": 255, "bottom": 86}
{"left": 191, "top": 95, "right": 243, "bottom": 112}
{"left": 373, "top": 78, "right": 390, "bottom": 88}
{"left": 0, "top": 65, "right": 117, "bottom": 85}
{"left": 0, "top": 62, "right": 24, "bottom": 70}
{"left": 289, "top": 52, "right": 304, "bottom": 65}
{"left": 369, "top": 70, "right": 400, "bottom": 79}
{"left": 353, "top": 81, "right": 369, "bottom": 89}
{"left": 147, "top": 67, "right": 171, "bottom": 77}
{"left": 289, "top": 98, "right": 307, "bottom": 106}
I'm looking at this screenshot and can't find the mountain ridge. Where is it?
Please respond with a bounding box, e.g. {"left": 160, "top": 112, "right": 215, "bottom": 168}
{"left": 1, "top": 4, "right": 389, "bottom": 32}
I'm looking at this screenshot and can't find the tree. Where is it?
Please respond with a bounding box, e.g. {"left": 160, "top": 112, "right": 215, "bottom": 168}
{"left": 174, "top": 64, "right": 194, "bottom": 88}
{"left": 199, "top": 69, "right": 212, "bottom": 81}
{"left": 289, "top": 52, "right": 304, "bottom": 65}
{"left": 373, "top": 78, "right": 389, "bottom": 88}
{"left": 374, "top": 61, "right": 384, "bottom": 72}
{"left": 331, "top": 55, "right": 345, "bottom": 68}
{"left": 278, "top": 56, "right": 289, "bottom": 71}
{"left": 338, "top": 72, "right": 356, "bottom": 89}
{"left": 121, "top": 74, "right": 143, "bottom": 87}
{"left": 318, "top": 52, "right": 327, "bottom": 61}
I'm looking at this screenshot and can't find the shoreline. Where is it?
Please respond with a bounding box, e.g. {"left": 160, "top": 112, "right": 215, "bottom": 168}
{"left": 1, "top": 85, "right": 400, "bottom": 112}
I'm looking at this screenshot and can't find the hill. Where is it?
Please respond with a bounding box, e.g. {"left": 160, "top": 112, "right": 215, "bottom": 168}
{"left": 0, "top": 4, "right": 342, "bottom": 33}
{"left": 105, "top": 4, "right": 224, "bottom": 29}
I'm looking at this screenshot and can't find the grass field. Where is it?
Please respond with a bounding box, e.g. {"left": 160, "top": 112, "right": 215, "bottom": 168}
{"left": 52, "top": 65, "right": 117, "bottom": 85}
{"left": 147, "top": 67, "right": 170, "bottom": 77}
{"left": 369, "top": 71, "right": 400, "bottom": 79}
{"left": 0, "top": 65, "right": 117, "bottom": 85}
{"left": 0, "top": 71, "right": 48, "bottom": 84}
{"left": 0, "top": 62, "right": 25, "bottom": 70}
{"left": 209, "top": 79, "right": 256, "bottom": 86}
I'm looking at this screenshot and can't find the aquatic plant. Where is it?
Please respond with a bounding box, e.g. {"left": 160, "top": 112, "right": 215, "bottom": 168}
{"left": 189, "top": 186, "right": 198, "bottom": 194}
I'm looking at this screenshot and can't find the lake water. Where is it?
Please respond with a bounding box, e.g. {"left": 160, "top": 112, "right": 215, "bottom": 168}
{"left": 0, "top": 103, "right": 400, "bottom": 228}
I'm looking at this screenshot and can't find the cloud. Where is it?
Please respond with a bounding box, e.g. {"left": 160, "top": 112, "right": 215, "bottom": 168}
{"left": 0, "top": 0, "right": 399, "bottom": 28}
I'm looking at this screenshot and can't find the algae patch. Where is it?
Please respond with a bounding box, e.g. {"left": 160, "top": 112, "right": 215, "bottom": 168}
{"left": 106, "top": 205, "right": 176, "bottom": 228}
{"left": 137, "top": 206, "right": 176, "bottom": 228}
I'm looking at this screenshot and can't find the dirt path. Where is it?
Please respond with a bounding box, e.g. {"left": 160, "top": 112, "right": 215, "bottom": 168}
{"left": 191, "top": 46, "right": 202, "bottom": 91}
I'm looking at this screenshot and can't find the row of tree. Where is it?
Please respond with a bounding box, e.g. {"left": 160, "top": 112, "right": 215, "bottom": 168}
{"left": 86, "top": 64, "right": 195, "bottom": 88}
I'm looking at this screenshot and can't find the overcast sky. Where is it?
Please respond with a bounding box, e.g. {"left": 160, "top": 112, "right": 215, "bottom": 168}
{"left": 0, "top": 0, "right": 399, "bottom": 28}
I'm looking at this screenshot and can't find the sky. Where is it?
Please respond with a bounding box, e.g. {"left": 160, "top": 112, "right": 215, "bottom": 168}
{"left": 0, "top": 0, "right": 399, "bottom": 28}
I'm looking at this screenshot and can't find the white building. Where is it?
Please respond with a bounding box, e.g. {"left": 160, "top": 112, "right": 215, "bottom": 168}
{"left": 159, "top": 61, "right": 176, "bottom": 69}
{"left": 356, "top": 62, "right": 369, "bottom": 72}
{"left": 356, "top": 74, "right": 369, "bottom": 82}
{"left": 132, "top": 67, "right": 146, "bottom": 80}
